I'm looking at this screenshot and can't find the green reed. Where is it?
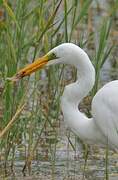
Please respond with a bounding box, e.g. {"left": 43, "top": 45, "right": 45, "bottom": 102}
{"left": 0, "top": 0, "right": 117, "bottom": 179}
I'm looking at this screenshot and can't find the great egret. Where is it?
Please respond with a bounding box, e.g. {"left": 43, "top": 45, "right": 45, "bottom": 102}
{"left": 9, "top": 43, "right": 118, "bottom": 151}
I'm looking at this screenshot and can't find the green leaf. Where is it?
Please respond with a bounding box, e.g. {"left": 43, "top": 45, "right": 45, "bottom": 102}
{"left": 0, "top": 0, "right": 3, "bottom": 6}
{"left": 3, "top": 0, "right": 20, "bottom": 31}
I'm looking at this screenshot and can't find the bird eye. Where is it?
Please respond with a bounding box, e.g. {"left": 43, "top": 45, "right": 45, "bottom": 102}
{"left": 48, "top": 52, "right": 58, "bottom": 61}
{"left": 51, "top": 53, "right": 57, "bottom": 59}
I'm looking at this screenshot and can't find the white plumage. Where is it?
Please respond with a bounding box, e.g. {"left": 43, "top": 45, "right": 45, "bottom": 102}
{"left": 47, "top": 43, "right": 118, "bottom": 151}
{"left": 11, "top": 43, "right": 118, "bottom": 151}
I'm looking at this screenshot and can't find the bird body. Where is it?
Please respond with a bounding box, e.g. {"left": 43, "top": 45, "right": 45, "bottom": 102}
{"left": 49, "top": 43, "right": 118, "bottom": 150}
{"left": 92, "top": 80, "right": 118, "bottom": 150}
{"left": 10, "top": 43, "right": 118, "bottom": 151}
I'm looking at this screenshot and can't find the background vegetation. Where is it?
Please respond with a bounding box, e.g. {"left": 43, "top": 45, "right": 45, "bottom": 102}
{"left": 0, "top": 0, "right": 118, "bottom": 179}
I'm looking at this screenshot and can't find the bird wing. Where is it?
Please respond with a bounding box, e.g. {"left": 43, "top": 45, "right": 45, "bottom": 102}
{"left": 92, "top": 80, "right": 118, "bottom": 150}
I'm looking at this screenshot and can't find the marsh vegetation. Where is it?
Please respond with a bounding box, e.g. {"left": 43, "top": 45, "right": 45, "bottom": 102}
{"left": 0, "top": 0, "right": 118, "bottom": 179}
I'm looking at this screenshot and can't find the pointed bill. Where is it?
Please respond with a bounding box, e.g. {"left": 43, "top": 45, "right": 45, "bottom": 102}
{"left": 7, "top": 55, "right": 50, "bottom": 82}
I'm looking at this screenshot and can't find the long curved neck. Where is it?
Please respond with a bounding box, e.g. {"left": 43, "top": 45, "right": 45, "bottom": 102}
{"left": 61, "top": 55, "right": 95, "bottom": 108}
{"left": 61, "top": 55, "right": 100, "bottom": 142}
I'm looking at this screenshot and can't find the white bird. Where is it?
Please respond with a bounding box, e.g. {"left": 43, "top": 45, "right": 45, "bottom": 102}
{"left": 10, "top": 43, "right": 118, "bottom": 151}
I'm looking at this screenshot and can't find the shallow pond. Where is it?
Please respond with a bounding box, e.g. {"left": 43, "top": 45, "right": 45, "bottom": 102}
{"left": 0, "top": 0, "right": 118, "bottom": 179}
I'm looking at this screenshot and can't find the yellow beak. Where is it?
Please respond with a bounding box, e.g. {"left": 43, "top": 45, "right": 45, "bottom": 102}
{"left": 7, "top": 55, "right": 49, "bottom": 82}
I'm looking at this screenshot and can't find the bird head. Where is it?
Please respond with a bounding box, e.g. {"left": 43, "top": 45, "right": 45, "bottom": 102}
{"left": 7, "top": 43, "right": 87, "bottom": 82}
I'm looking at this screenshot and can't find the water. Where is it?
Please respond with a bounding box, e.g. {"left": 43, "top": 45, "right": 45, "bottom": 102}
{"left": 0, "top": 0, "right": 118, "bottom": 179}
{"left": 0, "top": 129, "right": 118, "bottom": 179}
